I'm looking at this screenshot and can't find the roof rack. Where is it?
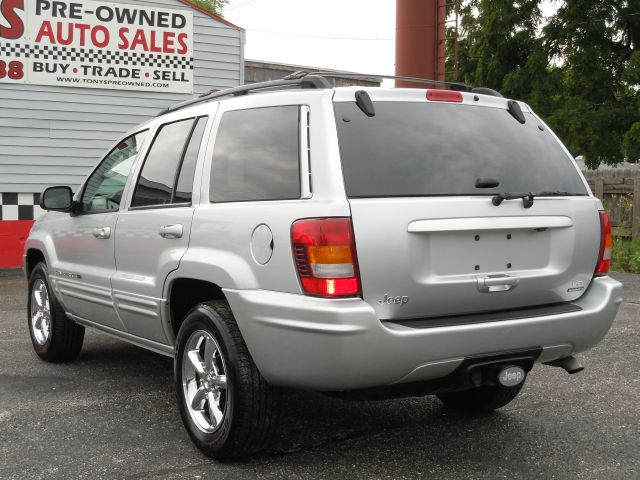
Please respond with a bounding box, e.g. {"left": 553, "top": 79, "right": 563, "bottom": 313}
{"left": 295, "top": 70, "right": 505, "bottom": 97}
{"left": 289, "top": 70, "right": 474, "bottom": 92}
{"left": 158, "top": 70, "right": 503, "bottom": 117}
{"left": 158, "top": 75, "right": 331, "bottom": 116}
{"left": 468, "top": 87, "right": 504, "bottom": 98}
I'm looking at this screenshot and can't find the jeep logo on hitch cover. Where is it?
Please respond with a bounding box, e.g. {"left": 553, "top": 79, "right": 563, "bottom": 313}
{"left": 498, "top": 366, "right": 526, "bottom": 387}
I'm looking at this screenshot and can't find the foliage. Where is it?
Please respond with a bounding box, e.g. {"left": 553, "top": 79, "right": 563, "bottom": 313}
{"left": 452, "top": 1, "right": 543, "bottom": 91}
{"left": 611, "top": 238, "right": 640, "bottom": 273}
{"left": 623, "top": 121, "right": 640, "bottom": 159}
{"left": 189, "top": 0, "right": 229, "bottom": 16}
{"left": 450, "top": 0, "right": 640, "bottom": 168}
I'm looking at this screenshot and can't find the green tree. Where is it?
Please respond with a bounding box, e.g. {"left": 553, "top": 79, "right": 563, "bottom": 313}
{"left": 450, "top": 1, "right": 565, "bottom": 116}
{"left": 189, "top": 0, "right": 229, "bottom": 16}
{"left": 544, "top": 0, "right": 640, "bottom": 167}
{"left": 453, "top": 1, "right": 543, "bottom": 90}
{"left": 623, "top": 122, "right": 640, "bottom": 159}
{"left": 450, "top": 0, "right": 640, "bottom": 167}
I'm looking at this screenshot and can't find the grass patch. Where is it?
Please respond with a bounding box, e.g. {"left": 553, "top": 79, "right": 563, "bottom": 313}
{"left": 611, "top": 238, "right": 640, "bottom": 274}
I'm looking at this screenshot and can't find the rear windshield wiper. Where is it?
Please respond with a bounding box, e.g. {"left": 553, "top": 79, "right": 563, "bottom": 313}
{"left": 492, "top": 192, "right": 534, "bottom": 208}
{"left": 492, "top": 190, "right": 585, "bottom": 208}
{"left": 535, "top": 191, "right": 584, "bottom": 196}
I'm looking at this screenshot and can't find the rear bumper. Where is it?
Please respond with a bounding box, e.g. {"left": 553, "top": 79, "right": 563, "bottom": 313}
{"left": 224, "top": 276, "right": 623, "bottom": 390}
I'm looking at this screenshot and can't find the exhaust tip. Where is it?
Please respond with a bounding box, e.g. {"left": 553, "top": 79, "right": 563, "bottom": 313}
{"left": 543, "top": 356, "right": 584, "bottom": 374}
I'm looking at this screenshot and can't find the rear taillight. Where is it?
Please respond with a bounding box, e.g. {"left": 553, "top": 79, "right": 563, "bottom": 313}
{"left": 291, "top": 218, "right": 361, "bottom": 298}
{"left": 595, "top": 210, "right": 612, "bottom": 276}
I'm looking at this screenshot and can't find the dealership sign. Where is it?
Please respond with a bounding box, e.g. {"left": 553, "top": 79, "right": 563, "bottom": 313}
{"left": 0, "top": 0, "right": 194, "bottom": 93}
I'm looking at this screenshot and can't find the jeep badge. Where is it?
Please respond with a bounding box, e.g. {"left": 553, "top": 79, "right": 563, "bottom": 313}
{"left": 498, "top": 366, "right": 526, "bottom": 387}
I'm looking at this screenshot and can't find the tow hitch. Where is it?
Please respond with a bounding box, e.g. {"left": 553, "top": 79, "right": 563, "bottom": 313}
{"left": 498, "top": 365, "right": 527, "bottom": 386}
{"left": 328, "top": 349, "right": 541, "bottom": 400}
{"left": 467, "top": 361, "right": 530, "bottom": 389}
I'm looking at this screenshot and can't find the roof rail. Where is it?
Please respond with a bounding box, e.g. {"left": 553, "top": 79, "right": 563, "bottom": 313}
{"left": 158, "top": 74, "right": 331, "bottom": 116}
{"left": 290, "top": 70, "right": 507, "bottom": 98}
{"left": 158, "top": 70, "right": 503, "bottom": 117}
{"left": 289, "top": 70, "right": 473, "bottom": 92}
{"left": 470, "top": 87, "right": 504, "bottom": 98}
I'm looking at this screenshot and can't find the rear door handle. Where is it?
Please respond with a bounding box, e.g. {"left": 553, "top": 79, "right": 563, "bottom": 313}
{"left": 159, "top": 224, "right": 183, "bottom": 239}
{"left": 477, "top": 274, "right": 520, "bottom": 293}
{"left": 92, "top": 227, "right": 111, "bottom": 239}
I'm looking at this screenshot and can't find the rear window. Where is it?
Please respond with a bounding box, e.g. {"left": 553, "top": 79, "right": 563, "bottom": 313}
{"left": 334, "top": 101, "right": 587, "bottom": 198}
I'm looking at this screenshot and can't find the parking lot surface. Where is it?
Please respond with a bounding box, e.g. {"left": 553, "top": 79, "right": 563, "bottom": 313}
{"left": 1, "top": 272, "right": 638, "bottom": 480}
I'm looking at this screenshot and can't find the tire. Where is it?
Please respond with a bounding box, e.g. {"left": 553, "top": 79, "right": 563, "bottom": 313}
{"left": 436, "top": 382, "right": 525, "bottom": 413}
{"left": 174, "top": 301, "right": 281, "bottom": 459}
{"left": 27, "top": 262, "right": 85, "bottom": 362}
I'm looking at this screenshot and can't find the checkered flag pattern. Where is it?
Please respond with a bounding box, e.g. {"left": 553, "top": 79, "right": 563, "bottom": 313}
{"left": 0, "top": 193, "right": 44, "bottom": 221}
{"left": 0, "top": 43, "right": 194, "bottom": 70}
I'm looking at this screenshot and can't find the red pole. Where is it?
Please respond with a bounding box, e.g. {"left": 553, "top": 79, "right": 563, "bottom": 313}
{"left": 395, "top": 0, "right": 447, "bottom": 88}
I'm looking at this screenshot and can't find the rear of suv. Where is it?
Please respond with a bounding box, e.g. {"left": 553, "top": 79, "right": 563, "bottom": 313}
{"left": 25, "top": 74, "right": 623, "bottom": 459}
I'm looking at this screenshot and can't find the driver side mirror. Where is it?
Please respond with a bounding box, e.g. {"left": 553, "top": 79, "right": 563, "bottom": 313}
{"left": 41, "top": 186, "right": 74, "bottom": 212}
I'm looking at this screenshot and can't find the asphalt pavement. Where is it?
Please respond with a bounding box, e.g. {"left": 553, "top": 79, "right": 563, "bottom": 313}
{"left": 0, "top": 272, "right": 638, "bottom": 479}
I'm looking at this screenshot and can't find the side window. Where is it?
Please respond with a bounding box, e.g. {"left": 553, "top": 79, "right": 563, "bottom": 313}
{"left": 131, "top": 116, "right": 208, "bottom": 208}
{"left": 209, "top": 106, "right": 301, "bottom": 203}
{"left": 81, "top": 130, "right": 148, "bottom": 213}
{"left": 175, "top": 117, "right": 208, "bottom": 204}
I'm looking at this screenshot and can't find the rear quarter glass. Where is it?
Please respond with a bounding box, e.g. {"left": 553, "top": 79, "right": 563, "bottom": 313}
{"left": 333, "top": 102, "right": 587, "bottom": 198}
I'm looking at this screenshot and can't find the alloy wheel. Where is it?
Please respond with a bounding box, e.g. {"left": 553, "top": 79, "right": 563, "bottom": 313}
{"left": 30, "top": 279, "right": 51, "bottom": 345}
{"left": 182, "top": 330, "right": 229, "bottom": 433}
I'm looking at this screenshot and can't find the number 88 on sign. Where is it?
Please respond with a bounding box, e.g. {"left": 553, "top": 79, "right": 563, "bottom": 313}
{"left": 0, "top": 0, "right": 26, "bottom": 82}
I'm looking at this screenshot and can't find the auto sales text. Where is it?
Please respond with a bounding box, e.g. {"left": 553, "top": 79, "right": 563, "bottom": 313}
{"left": 34, "top": 0, "right": 190, "bottom": 54}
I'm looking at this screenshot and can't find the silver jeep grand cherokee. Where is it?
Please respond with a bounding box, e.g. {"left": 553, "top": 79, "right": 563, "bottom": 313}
{"left": 24, "top": 73, "right": 623, "bottom": 458}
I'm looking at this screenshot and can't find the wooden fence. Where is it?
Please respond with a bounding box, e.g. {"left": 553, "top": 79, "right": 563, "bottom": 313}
{"left": 582, "top": 169, "right": 640, "bottom": 239}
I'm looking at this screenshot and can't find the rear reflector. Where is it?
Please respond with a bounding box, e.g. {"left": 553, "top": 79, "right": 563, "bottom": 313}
{"left": 595, "top": 210, "right": 612, "bottom": 276}
{"left": 291, "top": 218, "right": 361, "bottom": 297}
{"left": 426, "top": 90, "right": 463, "bottom": 103}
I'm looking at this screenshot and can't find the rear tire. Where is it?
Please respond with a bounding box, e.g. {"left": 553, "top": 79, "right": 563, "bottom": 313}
{"left": 174, "top": 301, "right": 281, "bottom": 459}
{"left": 436, "top": 382, "right": 525, "bottom": 413}
{"left": 27, "top": 262, "right": 85, "bottom": 362}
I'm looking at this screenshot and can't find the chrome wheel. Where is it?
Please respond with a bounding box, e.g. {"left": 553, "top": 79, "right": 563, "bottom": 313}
{"left": 30, "top": 279, "right": 51, "bottom": 345}
{"left": 182, "top": 330, "right": 229, "bottom": 433}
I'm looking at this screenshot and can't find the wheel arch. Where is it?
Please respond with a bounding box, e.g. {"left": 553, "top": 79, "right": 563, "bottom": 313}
{"left": 24, "top": 231, "right": 57, "bottom": 278}
{"left": 25, "top": 248, "right": 46, "bottom": 277}
{"left": 165, "top": 276, "right": 228, "bottom": 342}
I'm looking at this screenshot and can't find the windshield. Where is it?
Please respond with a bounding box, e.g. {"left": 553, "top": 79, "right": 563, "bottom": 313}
{"left": 334, "top": 101, "right": 588, "bottom": 198}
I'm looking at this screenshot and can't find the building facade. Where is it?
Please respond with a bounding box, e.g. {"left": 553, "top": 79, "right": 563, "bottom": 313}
{"left": 0, "top": 0, "right": 244, "bottom": 268}
{"left": 245, "top": 60, "right": 381, "bottom": 88}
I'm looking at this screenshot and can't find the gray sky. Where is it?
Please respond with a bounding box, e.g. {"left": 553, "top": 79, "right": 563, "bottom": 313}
{"left": 223, "top": 0, "right": 559, "bottom": 76}
{"left": 224, "top": 0, "right": 396, "bottom": 74}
